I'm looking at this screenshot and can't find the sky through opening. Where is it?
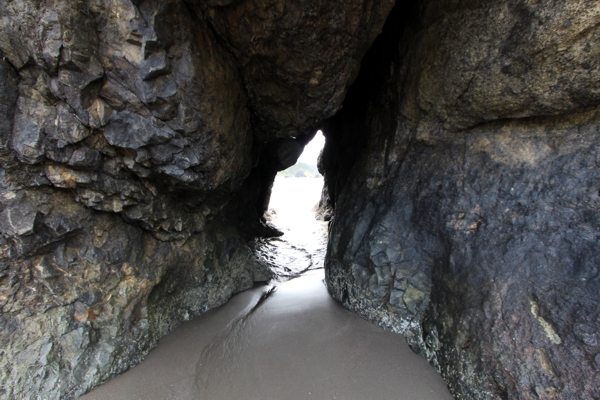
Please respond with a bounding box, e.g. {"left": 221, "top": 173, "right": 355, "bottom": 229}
{"left": 298, "top": 130, "right": 325, "bottom": 165}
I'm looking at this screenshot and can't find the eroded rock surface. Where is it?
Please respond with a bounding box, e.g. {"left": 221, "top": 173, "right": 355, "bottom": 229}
{"left": 0, "top": 0, "right": 392, "bottom": 398}
{"left": 190, "top": 0, "right": 395, "bottom": 139}
{"left": 322, "top": 1, "right": 600, "bottom": 398}
{"left": 2, "top": 0, "right": 600, "bottom": 398}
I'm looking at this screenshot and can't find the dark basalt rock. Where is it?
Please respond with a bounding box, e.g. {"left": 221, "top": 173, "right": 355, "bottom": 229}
{"left": 189, "top": 0, "right": 396, "bottom": 139}
{"left": 322, "top": 0, "right": 600, "bottom": 398}
{"left": 1, "top": 0, "right": 600, "bottom": 398}
{"left": 0, "top": 0, "right": 393, "bottom": 398}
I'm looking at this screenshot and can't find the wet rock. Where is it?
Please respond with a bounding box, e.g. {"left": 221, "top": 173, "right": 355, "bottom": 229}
{"left": 193, "top": 0, "right": 396, "bottom": 139}
{"left": 2, "top": 0, "right": 598, "bottom": 398}
{"left": 0, "top": 189, "right": 272, "bottom": 399}
{"left": 0, "top": 0, "right": 391, "bottom": 398}
{"left": 271, "top": 139, "right": 305, "bottom": 171}
{"left": 103, "top": 111, "right": 175, "bottom": 150}
{"left": 321, "top": 0, "right": 600, "bottom": 398}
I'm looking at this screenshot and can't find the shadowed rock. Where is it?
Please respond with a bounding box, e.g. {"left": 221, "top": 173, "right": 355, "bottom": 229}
{"left": 1, "top": 0, "right": 599, "bottom": 398}
{"left": 0, "top": 0, "right": 393, "bottom": 398}
{"left": 321, "top": 1, "right": 600, "bottom": 398}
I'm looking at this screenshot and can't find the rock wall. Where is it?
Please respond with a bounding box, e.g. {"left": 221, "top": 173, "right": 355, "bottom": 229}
{"left": 0, "top": 0, "right": 393, "bottom": 398}
{"left": 3, "top": 0, "right": 599, "bottom": 398}
{"left": 322, "top": 0, "right": 600, "bottom": 398}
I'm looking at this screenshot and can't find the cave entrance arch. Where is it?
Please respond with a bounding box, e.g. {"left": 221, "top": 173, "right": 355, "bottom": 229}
{"left": 268, "top": 129, "right": 326, "bottom": 238}
{"left": 260, "top": 130, "right": 328, "bottom": 278}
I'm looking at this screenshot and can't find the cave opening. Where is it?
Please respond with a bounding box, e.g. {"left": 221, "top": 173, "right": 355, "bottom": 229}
{"left": 254, "top": 130, "right": 329, "bottom": 280}
{"left": 3, "top": 0, "right": 599, "bottom": 397}
{"left": 268, "top": 130, "right": 325, "bottom": 234}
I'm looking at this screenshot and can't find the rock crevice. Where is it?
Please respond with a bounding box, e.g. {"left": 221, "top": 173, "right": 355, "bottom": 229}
{"left": 320, "top": 0, "right": 600, "bottom": 398}
{"left": 1, "top": 0, "right": 600, "bottom": 398}
{"left": 0, "top": 0, "right": 393, "bottom": 397}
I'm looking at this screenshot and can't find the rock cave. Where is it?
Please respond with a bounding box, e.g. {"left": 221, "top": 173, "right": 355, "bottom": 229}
{"left": 1, "top": 0, "right": 599, "bottom": 398}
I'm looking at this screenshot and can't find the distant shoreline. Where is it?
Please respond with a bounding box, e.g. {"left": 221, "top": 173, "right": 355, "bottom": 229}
{"left": 276, "top": 162, "right": 321, "bottom": 178}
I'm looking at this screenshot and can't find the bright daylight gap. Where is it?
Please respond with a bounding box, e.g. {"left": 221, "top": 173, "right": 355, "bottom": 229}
{"left": 268, "top": 130, "right": 325, "bottom": 235}
{"left": 263, "top": 130, "right": 328, "bottom": 278}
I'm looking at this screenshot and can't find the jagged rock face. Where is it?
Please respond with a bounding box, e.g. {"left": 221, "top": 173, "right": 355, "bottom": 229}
{"left": 0, "top": 0, "right": 394, "bottom": 398}
{"left": 323, "top": 0, "right": 600, "bottom": 398}
{"left": 3, "top": 0, "right": 599, "bottom": 398}
{"left": 0, "top": 187, "right": 269, "bottom": 399}
{"left": 190, "top": 0, "right": 395, "bottom": 139}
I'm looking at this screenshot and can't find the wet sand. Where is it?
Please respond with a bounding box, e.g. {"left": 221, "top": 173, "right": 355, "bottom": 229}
{"left": 83, "top": 269, "right": 453, "bottom": 400}
{"left": 84, "top": 177, "right": 453, "bottom": 399}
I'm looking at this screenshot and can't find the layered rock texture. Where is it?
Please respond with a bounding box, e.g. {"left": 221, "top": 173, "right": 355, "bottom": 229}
{"left": 0, "top": 0, "right": 392, "bottom": 398}
{"left": 1, "top": 0, "right": 599, "bottom": 399}
{"left": 322, "top": 0, "right": 600, "bottom": 398}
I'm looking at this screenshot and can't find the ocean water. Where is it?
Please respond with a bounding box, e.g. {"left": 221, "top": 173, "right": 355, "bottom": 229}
{"left": 255, "top": 176, "right": 328, "bottom": 279}
{"left": 269, "top": 176, "right": 325, "bottom": 240}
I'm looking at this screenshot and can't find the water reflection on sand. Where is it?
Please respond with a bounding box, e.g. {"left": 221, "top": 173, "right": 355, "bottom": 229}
{"left": 82, "top": 176, "right": 453, "bottom": 400}
{"left": 254, "top": 176, "right": 328, "bottom": 280}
